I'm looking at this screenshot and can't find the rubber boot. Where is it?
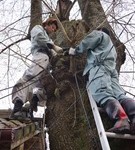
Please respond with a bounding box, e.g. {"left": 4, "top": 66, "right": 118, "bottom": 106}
{"left": 121, "top": 99, "right": 135, "bottom": 134}
{"left": 31, "top": 94, "right": 39, "bottom": 112}
{"left": 10, "top": 98, "right": 23, "bottom": 119}
{"left": 103, "top": 99, "right": 130, "bottom": 134}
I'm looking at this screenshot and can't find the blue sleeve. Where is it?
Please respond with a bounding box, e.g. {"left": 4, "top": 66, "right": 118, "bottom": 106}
{"left": 31, "top": 25, "right": 54, "bottom": 48}
{"left": 75, "top": 30, "right": 103, "bottom": 54}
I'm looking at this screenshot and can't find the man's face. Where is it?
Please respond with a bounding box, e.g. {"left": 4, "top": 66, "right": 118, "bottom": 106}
{"left": 46, "top": 24, "right": 57, "bottom": 33}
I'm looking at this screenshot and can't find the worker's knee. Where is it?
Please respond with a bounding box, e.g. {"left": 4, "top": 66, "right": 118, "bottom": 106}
{"left": 33, "top": 87, "right": 47, "bottom": 102}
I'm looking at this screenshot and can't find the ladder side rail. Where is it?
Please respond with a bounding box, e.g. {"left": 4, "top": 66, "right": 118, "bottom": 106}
{"left": 87, "top": 88, "right": 111, "bottom": 150}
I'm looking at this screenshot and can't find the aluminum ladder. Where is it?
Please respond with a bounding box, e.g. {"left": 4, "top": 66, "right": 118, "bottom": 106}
{"left": 87, "top": 88, "right": 135, "bottom": 150}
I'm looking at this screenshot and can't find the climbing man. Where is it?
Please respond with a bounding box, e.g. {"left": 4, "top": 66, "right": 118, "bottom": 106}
{"left": 10, "top": 18, "right": 63, "bottom": 119}
{"left": 68, "top": 27, "right": 135, "bottom": 134}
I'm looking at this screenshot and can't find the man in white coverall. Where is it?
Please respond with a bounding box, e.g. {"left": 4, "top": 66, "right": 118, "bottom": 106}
{"left": 11, "top": 18, "right": 63, "bottom": 119}
{"left": 69, "top": 27, "right": 135, "bottom": 134}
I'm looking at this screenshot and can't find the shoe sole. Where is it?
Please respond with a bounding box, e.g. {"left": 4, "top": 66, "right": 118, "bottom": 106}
{"left": 108, "top": 126, "right": 130, "bottom": 134}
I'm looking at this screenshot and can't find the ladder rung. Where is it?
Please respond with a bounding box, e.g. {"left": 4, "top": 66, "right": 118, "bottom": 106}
{"left": 106, "top": 132, "right": 135, "bottom": 140}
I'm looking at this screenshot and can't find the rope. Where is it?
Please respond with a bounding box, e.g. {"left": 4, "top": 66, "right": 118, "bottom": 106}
{"left": 74, "top": 72, "right": 100, "bottom": 149}
{"left": 74, "top": 73, "right": 91, "bottom": 128}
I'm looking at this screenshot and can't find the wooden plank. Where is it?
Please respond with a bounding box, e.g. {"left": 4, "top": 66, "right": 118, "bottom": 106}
{"left": 0, "top": 109, "right": 12, "bottom": 118}
{"left": 15, "top": 143, "right": 24, "bottom": 150}
{"left": 11, "top": 130, "right": 40, "bottom": 150}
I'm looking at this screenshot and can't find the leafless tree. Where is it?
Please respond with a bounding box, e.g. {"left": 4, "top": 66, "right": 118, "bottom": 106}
{"left": 1, "top": 0, "right": 135, "bottom": 149}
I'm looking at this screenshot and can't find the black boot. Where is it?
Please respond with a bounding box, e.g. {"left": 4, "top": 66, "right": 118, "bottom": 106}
{"left": 10, "top": 98, "right": 23, "bottom": 119}
{"left": 121, "top": 99, "right": 135, "bottom": 134}
{"left": 103, "top": 99, "right": 130, "bottom": 134}
{"left": 31, "top": 94, "right": 39, "bottom": 112}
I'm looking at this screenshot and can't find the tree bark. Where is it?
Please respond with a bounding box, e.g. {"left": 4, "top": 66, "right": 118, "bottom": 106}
{"left": 28, "top": 0, "right": 42, "bottom": 38}
{"left": 55, "top": 0, "right": 73, "bottom": 21}
{"left": 46, "top": 21, "right": 101, "bottom": 150}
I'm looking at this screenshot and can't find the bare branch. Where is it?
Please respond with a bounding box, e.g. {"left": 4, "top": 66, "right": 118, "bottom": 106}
{"left": 0, "top": 36, "right": 28, "bottom": 54}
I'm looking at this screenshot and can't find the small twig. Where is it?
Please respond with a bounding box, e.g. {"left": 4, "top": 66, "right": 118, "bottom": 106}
{"left": 0, "top": 36, "right": 28, "bottom": 54}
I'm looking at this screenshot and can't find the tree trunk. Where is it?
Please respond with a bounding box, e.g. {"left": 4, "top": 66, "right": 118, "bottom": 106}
{"left": 28, "top": 0, "right": 42, "bottom": 38}
{"left": 45, "top": 21, "right": 101, "bottom": 150}
{"left": 55, "top": 0, "right": 72, "bottom": 21}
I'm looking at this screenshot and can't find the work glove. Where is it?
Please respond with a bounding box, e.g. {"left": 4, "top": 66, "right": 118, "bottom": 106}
{"left": 69, "top": 47, "right": 76, "bottom": 55}
{"left": 62, "top": 47, "right": 69, "bottom": 56}
{"left": 53, "top": 45, "right": 63, "bottom": 53}
{"left": 63, "top": 51, "right": 69, "bottom": 56}
{"left": 50, "top": 49, "right": 57, "bottom": 56}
